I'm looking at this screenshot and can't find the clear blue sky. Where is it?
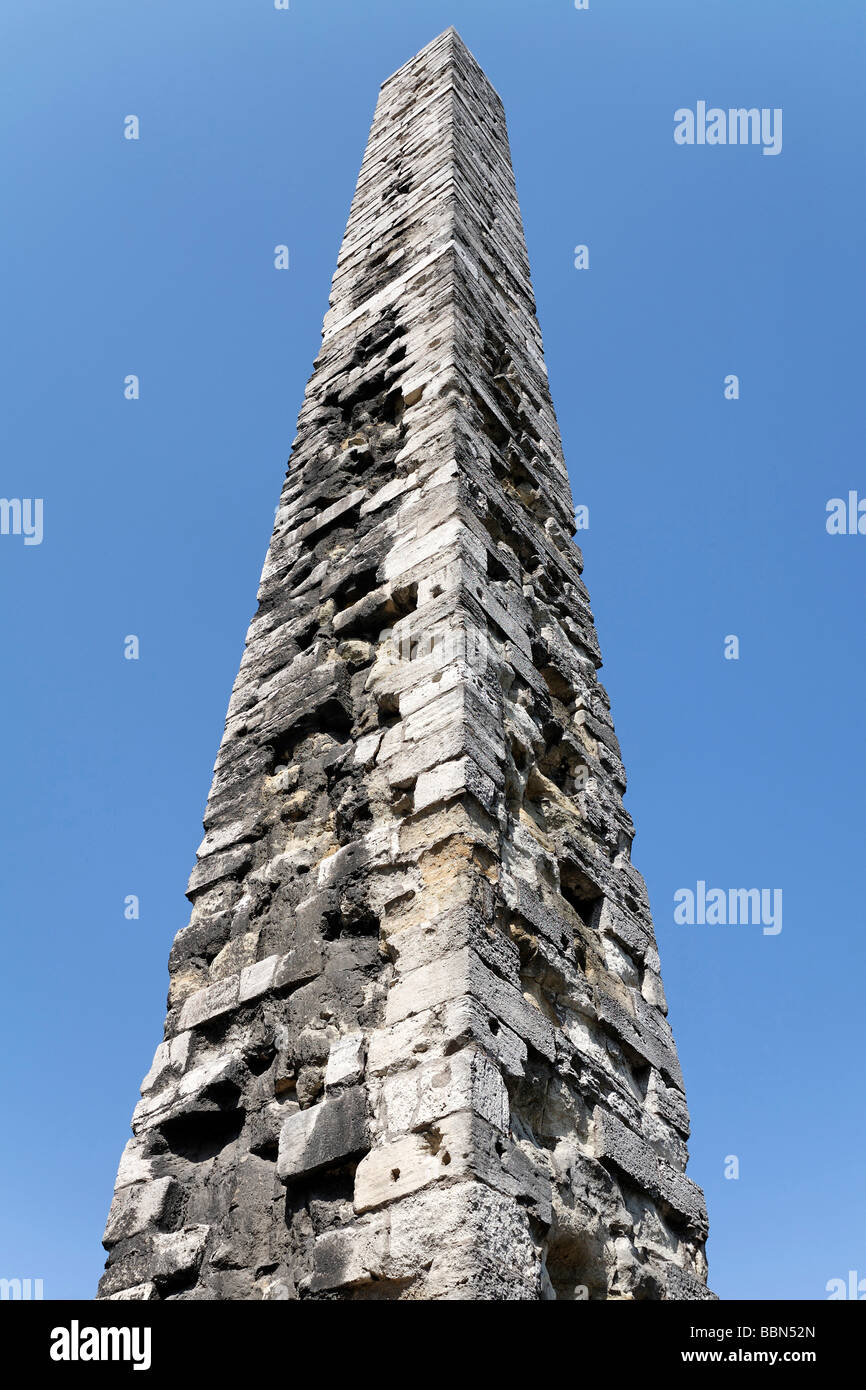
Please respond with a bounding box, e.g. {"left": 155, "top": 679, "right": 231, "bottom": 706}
{"left": 2, "top": 0, "right": 863, "bottom": 1301}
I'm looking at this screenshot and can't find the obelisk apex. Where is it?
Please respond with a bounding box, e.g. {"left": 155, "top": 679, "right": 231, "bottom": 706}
{"left": 98, "top": 31, "right": 711, "bottom": 1301}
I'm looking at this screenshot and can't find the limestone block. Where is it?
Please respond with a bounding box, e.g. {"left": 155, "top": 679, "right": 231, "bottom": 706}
{"left": 324, "top": 1032, "right": 366, "bottom": 1093}
{"left": 140, "top": 1031, "right": 192, "bottom": 1095}
{"left": 387, "top": 1181, "right": 542, "bottom": 1299}
{"left": 664, "top": 1263, "right": 719, "bottom": 1301}
{"left": 385, "top": 947, "right": 556, "bottom": 1060}
{"left": 238, "top": 953, "right": 281, "bottom": 1003}
{"left": 354, "top": 1110, "right": 551, "bottom": 1223}
{"left": 353, "top": 731, "right": 382, "bottom": 767}
{"left": 593, "top": 1109, "right": 707, "bottom": 1236}
{"left": 177, "top": 976, "right": 239, "bottom": 1032}
{"left": 301, "top": 1218, "right": 390, "bottom": 1295}
{"left": 277, "top": 1087, "right": 369, "bottom": 1181}
{"left": 379, "top": 1047, "right": 509, "bottom": 1136}
{"left": 131, "top": 1048, "right": 243, "bottom": 1133}
{"left": 386, "top": 905, "right": 520, "bottom": 986}
{"left": 186, "top": 843, "right": 254, "bottom": 896}
{"left": 273, "top": 941, "right": 324, "bottom": 991}
{"left": 103, "top": 1177, "right": 180, "bottom": 1248}
{"left": 413, "top": 756, "right": 496, "bottom": 813}
{"left": 113, "top": 1136, "right": 154, "bottom": 1191}
{"left": 151, "top": 1226, "right": 210, "bottom": 1283}
{"left": 647, "top": 1069, "right": 691, "bottom": 1138}
{"left": 595, "top": 989, "right": 684, "bottom": 1090}
{"left": 366, "top": 995, "right": 527, "bottom": 1081}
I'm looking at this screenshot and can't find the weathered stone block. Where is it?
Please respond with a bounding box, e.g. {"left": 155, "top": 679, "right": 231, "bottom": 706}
{"left": 277, "top": 1087, "right": 369, "bottom": 1182}
{"left": 366, "top": 995, "right": 527, "bottom": 1080}
{"left": 385, "top": 948, "right": 556, "bottom": 1061}
{"left": 103, "top": 1176, "right": 180, "bottom": 1248}
{"left": 354, "top": 1111, "right": 551, "bottom": 1224}
{"left": 324, "top": 1032, "right": 366, "bottom": 1093}
{"left": 177, "top": 977, "right": 239, "bottom": 1032}
{"left": 379, "top": 1048, "right": 509, "bottom": 1137}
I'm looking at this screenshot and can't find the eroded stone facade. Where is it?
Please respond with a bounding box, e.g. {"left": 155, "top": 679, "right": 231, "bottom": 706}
{"left": 98, "top": 28, "right": 712, "bottom": 1302}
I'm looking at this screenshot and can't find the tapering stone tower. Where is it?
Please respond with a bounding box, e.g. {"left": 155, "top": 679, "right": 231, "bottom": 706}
{"left": 99, "top": 29, "right": 711, "bottom": 1302}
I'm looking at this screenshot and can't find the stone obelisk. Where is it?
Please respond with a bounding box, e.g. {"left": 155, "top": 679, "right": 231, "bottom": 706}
{"left": 99, "top": 29, "right": 711, "bottom": 1301}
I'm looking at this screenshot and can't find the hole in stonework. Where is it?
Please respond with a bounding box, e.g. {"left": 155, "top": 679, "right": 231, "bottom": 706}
{"left": 487, "top": 550, "right": 511, "bottom": 584}
{"left": 541, "top": 665, "right": 576, "bottom": 706}
{"left": 332, "top": 565, "right": 379, "bottom": 611}
{"left": 560, "top": 865, "right": 604, "bottom": 933}
{"left": 246, "top": 1044, "right": 277, "bottom": 1076}
{"left": 631, "top": 1062, "right": 651, "bottom": 1100}
{"left": 495, "top": 1139, "right": 506, "bottom": 1158}
{"left": 312, "top": 504, "right": 363, "bottom": 547}
{"left": 339, "top": 371, "right": 387, "bottom": 415}
{"left": 160, "top": 1097, "right": 245, "bottom": 1162}
{"left": 441, "top": 1151, "right": 451, "bottom": 1166}
{"left": 391, "top": 787, "right": 415, "bottom": 816}
{"left": 387, "top": 581, "right": 418, "bottom": 619}
{"left": 488, "top": 1017, "right": 500, "bottom": 1035}
{"left": 421, "top": 1126, "right": 444, "bottom": 1157}
{"left": 545, "top": 1232, "right": 608, "bottom": 1301}
{"left": 391, "top": 1168, "right": 401, "bottom": 1182}
{"left": 473, "top": 390, "right": 509, "bottom": 449}
{"left": 358, "top": 317, "right": 403, "bottom": 361}
{"left": 377, "top": 693, "right": 401, "bottom": 729}
{"left": 268, "top": 698, "right": 354, "bottom": 772}
{"left": 154, "top": 1266, "right": 200, "bottom": 1299}
{"left": 283, "top": 1167, "right": 357, "bottom": 1231}
{"left": 312, "top": 487, "right": 348, "bottom": 514}
{"left": 323, "top": 905, "right": 381, "bottom": 941}
{"left": 294, "top": 621, "right": 318, "bottom": 653}
{"left": 382, "top": 387, "right": 404, "bottom": 425}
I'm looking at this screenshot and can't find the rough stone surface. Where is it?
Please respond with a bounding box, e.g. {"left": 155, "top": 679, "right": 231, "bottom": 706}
{"left": 97, "top": 27, "right": 711, "bottom": 1301}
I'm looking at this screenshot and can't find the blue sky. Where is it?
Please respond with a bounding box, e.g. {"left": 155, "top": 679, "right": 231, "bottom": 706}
{"left": 1, "top": 0, "right": 863, "bottom": 1300}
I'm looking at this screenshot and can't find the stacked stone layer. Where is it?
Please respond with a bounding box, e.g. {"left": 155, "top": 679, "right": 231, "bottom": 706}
{"left": 98, "top": 28, "right": 711, "bottom": 1302}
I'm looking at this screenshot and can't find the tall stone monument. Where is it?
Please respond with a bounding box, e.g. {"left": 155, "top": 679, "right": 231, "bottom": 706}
{"left": 99, "top": 28, "right": 711, "bottom": 1301}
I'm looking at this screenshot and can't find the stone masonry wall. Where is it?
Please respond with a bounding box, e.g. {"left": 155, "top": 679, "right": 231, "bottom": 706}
{"left": 97, "top": 28, "right": 712, "bottom": 1302}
